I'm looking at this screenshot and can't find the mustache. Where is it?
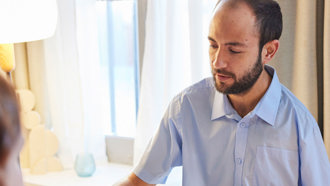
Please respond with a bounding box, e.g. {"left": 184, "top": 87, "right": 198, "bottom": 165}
{"left": 212, "top": 69, "right": 235, "bottom": 78}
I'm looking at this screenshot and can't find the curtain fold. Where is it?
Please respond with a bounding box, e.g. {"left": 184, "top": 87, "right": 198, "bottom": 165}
{"left": 134, "top": 0, "right": 214, "bottom": 164}
{"left": 13, "top": 0, "right": 108, "bottom": 169}
{"left": 269, "top": 0, "right": 297, "bottom": 89}
{"left": 26, "top": 41, "right": 48, "bottom": 126}
{"left": 13, "top": 43, "right": 29, "bottom": 89}
{"left": 324, "top": 0, "right": 330, "bottom": 158}
{"left": 291, "top": 0, "right": 318, "bottom": 120}
{"left": 43, "top": 0, "right": 107, "bottom": 168}
{"left": 134, "top": 0, "right": 191, "bottom": 164}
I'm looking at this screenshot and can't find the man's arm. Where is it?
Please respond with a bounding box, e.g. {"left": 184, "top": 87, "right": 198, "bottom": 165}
{"left": 113, "top": 173, "right": 156, "bottom": 186}
{"left": 115, "top": 97, "right": 183, "bottom": 186}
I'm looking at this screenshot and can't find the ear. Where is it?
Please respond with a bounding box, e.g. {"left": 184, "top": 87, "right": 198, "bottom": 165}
{"left": 261, "top": 40, "right": 279, "bottom": 65}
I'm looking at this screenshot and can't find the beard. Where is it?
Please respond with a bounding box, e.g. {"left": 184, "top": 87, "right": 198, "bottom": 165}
{"left": 212, "top": 52, "right": 263, "bottom": 94}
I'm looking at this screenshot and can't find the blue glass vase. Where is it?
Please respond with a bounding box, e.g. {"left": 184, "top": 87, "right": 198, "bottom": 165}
{"left": 74, "top": 153, "right": 96, "bottom": 177}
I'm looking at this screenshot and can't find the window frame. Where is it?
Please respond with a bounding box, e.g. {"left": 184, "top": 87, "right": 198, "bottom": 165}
{"left": 102, "top": 0, "right": 147, "bottom": 163}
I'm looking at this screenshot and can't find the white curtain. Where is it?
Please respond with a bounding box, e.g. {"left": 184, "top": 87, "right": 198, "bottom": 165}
{"left": 134, "top": 0, "right": 215, "bottom": 163}
{"left": 35, "top": 0, "right": 108, "bottom": 169}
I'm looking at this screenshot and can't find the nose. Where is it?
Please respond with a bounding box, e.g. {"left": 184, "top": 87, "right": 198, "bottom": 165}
{"left": 212, "top": 48, "right": 227, "bottom": 69}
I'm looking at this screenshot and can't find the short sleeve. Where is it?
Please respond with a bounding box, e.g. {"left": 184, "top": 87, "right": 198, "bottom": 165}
{"left": 299, "top": 118, "right": 330, "bottom": 185}
{"left": 133, "top": 98, "right": 183, "bottom": 184}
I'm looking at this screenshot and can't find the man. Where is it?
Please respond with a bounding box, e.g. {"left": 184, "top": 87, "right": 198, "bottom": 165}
{"left": 115, "top": 0, "right": 330, "bottom": 185}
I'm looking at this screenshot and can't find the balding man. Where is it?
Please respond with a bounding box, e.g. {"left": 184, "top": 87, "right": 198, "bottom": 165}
{"left": 115, "top": 0, "right": 330, "bottom": 185}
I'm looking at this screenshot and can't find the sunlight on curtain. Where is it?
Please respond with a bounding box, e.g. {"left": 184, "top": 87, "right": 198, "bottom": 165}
{"left": 134, "top": 0, "right": 215, "bottom": 164}
{"left": 42, "top": 0, "right": 108, "bottom": 168}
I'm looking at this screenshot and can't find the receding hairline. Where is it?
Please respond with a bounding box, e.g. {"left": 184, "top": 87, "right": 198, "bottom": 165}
{"left": 213, "top": 0, "right": 283, "bottom": 49}
{"left": 215, "top": 0, "right": 248, "bottom": 10}
{"left": 212, "top": 0, "right": 260, "bottom": 37}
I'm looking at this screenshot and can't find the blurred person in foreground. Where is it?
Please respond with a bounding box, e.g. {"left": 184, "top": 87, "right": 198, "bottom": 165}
{"left": 0, "top": 75, "right": 24, "bottom": 186}
{"left": 115, "top": 0, "right": 330, "bottom": 185}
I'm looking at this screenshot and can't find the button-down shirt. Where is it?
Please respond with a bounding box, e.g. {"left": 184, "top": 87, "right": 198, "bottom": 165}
{"left": 134, "top": 65, "right": 330, "bottom": 186}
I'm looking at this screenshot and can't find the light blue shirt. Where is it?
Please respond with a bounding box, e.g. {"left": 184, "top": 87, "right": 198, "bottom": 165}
{"left": 134, "top": 65, "right": 330, "bottom": 186}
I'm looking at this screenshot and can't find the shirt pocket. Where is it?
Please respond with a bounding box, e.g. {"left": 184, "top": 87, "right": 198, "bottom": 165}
{"left": 253, "top": 146, "right": 299, "bottom": 186}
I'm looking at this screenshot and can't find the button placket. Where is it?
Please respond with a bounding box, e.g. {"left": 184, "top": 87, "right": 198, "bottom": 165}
{"left": 234, "top": 120, "right": 249, "bottom": 186}
{"left": 236, "top": 158, "right": 243, "bottom": 165}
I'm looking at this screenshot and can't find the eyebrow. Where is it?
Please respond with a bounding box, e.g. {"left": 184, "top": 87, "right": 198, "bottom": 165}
{"left": 225, "top": 42, "right": 247, "bottom": 47}
{"left": 208, "top": 36, "right": 216, "bottom": 42}
{"left": 208, "top": 36, "right": 248, "bottom": 47}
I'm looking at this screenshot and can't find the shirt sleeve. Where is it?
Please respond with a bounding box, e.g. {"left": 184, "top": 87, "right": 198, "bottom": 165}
{"left": 133, "top": 97, "right": 183, "bottom": 184}
{"left": 299, "top": 118, "right": 330, "bottom": 185}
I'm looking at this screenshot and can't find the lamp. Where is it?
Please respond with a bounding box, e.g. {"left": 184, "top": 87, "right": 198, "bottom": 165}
{"left": 0, "top": 0, "right": 58, "bottom": 44}
{"left": 0, "top": 0, "right": 61, "bottom": 175}
{"left": 0, "top": 0, "right": 58, "bottom": 74}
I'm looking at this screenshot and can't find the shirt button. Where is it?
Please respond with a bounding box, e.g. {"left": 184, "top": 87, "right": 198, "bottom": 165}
{"left": 236, "top": 158, "right": 243, "bottom": 165}
{"left": 240, "top": 122, "right": 245, "bottom": 128}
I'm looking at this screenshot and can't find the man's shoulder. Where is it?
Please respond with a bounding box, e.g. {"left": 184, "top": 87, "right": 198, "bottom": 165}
{"left": 279, "top": 85, "right": 313, "bottom": 117}
{"left": 183, "top": 77, "right": 215, "bottom": 94}
{"left": 174, "top": 77, "right": 215, "bottom": 100}
{"left": 266, "top": 82, "right": 319, "bottom": 142}
{"left": 279, "top": 84, "right": 318, "bottom": 136}
{"left": 170, "top": 77, "right": 215, "bottom": 108}
{"left": 266, "top": 65, "right": 314, "bottom": 120}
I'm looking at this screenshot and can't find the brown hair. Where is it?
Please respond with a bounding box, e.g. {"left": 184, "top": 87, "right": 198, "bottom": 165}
{"left": 215, "top": 0, "right": 282, "bottom": 49}
{"left": 0, "top": 76, "right": 21, "bottom": 167}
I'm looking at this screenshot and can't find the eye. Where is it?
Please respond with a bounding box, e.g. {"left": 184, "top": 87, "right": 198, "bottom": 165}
{"left": 229, "top": 48, "right": 241, "bottom": 54}
{"left": 209, "top": 44, "right": 218, "bottom": 49}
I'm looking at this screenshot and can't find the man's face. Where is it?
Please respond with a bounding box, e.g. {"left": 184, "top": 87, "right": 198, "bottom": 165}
{"left": 208, "top": 1, "right": 263, "bottom": 94}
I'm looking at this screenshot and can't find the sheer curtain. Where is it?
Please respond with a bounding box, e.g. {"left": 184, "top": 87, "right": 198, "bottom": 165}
{"left": 43, "top": 0, "right": 108, "bottom": 168}
{"left": 14, "top": 0, "right": 108, "bottom": 169}
{"left": 134, "top": 0, "right": 214, "bottom": 163}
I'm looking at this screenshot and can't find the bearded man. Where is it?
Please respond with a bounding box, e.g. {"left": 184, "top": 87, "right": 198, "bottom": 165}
{"left": 115, "top": 0, "right": 330, "bottom": 185}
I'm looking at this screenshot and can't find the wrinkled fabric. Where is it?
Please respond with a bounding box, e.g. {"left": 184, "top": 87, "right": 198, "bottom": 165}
{"left": 134, "top": 65, "right": 330, "bottom": 186}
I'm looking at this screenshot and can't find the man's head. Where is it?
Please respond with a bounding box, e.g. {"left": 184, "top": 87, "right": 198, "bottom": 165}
{"left": 209, "top": 0, "right": 282, "bottom": 94}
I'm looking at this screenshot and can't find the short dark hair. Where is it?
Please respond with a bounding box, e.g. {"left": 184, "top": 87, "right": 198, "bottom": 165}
{"left": 216, "top": 0, "right": 283, "bottom": 48}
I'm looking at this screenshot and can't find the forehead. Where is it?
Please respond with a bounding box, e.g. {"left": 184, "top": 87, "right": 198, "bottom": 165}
{"left": 209, "top": 1, "right": 259, "bottom": 44}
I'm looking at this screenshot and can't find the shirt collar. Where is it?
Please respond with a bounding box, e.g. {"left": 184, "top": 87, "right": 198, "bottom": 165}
{"left": 253, "top": 65, "right": 281, "bottom": 126}
{"left": 211, "top": 91, "right": 231, "bottom": 120}
{"left": 211, "top": 65, "right": 282, "bottom": 126}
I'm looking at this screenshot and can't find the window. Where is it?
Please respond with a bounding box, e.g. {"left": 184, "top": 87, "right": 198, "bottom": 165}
{"left": 96, "top": 0, "right": 139, "bottom": 137}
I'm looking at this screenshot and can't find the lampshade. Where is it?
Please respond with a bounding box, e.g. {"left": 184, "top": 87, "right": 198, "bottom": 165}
{"left": 0, "top": 0, "right": 58, "bottom": 44}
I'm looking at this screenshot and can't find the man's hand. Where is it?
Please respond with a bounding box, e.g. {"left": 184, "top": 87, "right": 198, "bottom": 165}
{"left": 113, "top": 173, "right": 156, "bottom": 186}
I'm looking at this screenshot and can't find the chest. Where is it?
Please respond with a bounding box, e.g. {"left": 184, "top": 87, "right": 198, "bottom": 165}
{"left": 181, "top": 114, "right": 299, "bottom": 186}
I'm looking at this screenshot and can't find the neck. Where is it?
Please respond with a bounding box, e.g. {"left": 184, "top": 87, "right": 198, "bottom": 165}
{"left": 227, "top": 69, "right": 272, "bottom": 117}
